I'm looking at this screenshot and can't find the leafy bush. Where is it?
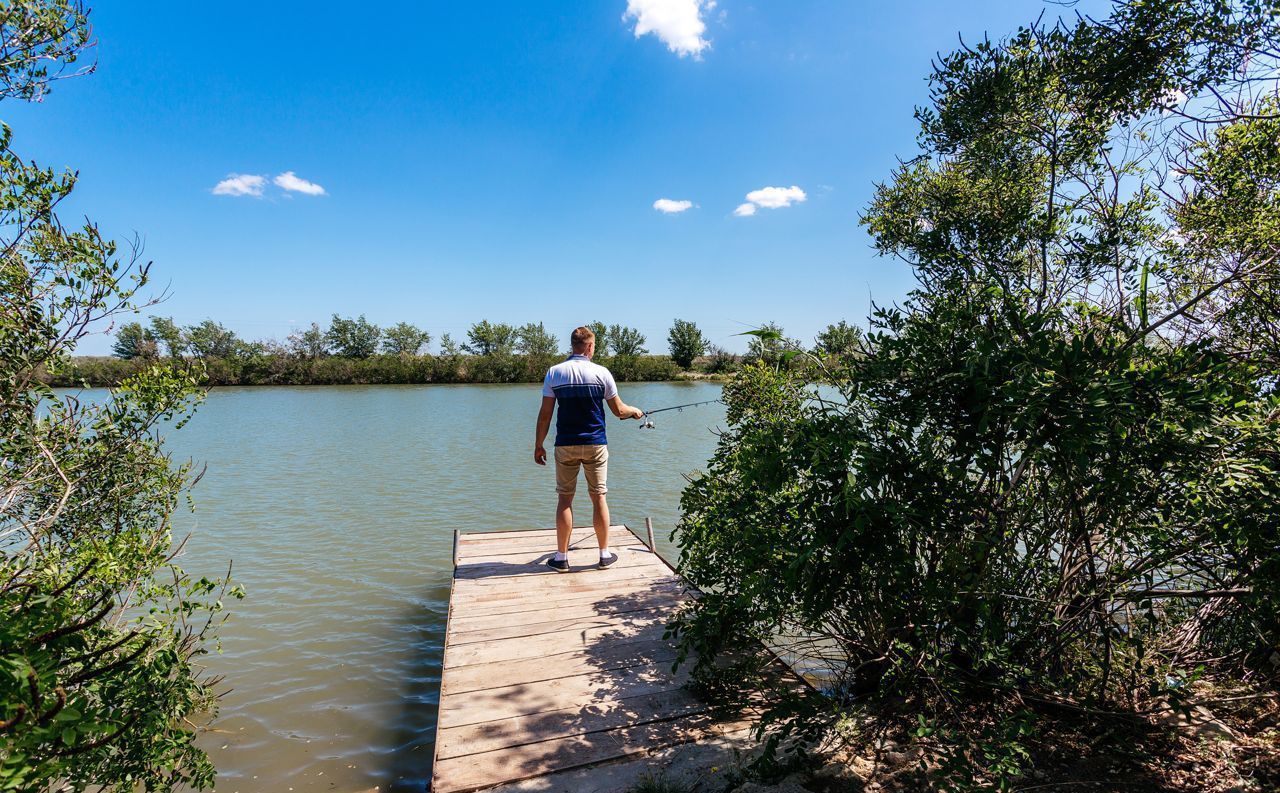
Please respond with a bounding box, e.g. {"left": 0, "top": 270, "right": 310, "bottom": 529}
{"left": 700, "top": 345, "right": 740, "bottom": 375}
{"left": 671, "top": 1, "right": 1280, "bottom": 788}
{"left": 2, "top": 5, "right": 238, "bottom": 787}
{"left": 600, "top": 354, "right": 680, "bottom": 382}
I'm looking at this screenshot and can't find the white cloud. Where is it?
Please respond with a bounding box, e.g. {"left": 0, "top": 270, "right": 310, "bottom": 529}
{"left": 653, "top": 198, "right": 694, "bottom": 214}
{"left": 273, "top": 171, "right": 327, "bottom": 196}
{"left": 745, "top": 185, "right": 806, "bottom": 209}
{"left": 624, "top": 0, "right": 712, "bottom": 59}
{"left": 212, "top": 173, "right": 266, "bottom": 197}
{"left": 734, "top": 185, "right": 806, "bottom": 217}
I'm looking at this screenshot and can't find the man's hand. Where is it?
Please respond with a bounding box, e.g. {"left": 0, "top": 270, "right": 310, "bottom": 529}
{"left": 628, "top": 406, "right": 646, "bottom": 420}
{"left": 534, "top": 445, "right": 547, "bottom": 465}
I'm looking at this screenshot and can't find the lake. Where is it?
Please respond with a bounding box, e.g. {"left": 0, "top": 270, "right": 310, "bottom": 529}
{"left": 160, "top": 382, "right": 726, "bottom": 792}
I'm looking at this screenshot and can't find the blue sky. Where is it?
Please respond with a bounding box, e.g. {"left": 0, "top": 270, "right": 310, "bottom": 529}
{"left": 9, "top": 1, "right": 1105, "bottom": 355}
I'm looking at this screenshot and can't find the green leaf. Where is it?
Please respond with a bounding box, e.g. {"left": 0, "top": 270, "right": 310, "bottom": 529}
{"left": 1137, "top": 259, "right": 1149, "bottom": 328}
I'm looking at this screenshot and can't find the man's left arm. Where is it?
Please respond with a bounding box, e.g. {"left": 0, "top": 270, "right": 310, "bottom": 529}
{"left": 607, "top": 395, "right": 645, "bottom": 420}
{"left": 601, "top": 369, "right": 643, "bottom": 420}
{"left": 534, "top": 396, "right": 555, "bottom": 465}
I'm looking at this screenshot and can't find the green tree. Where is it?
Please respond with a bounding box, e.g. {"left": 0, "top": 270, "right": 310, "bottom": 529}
{"left": 813, "top": 320, "right": 863, "bottom": 359}
{"left": 673, "top": 2, "right": 1280, "bottom": 786}
{"left": 607, "top": 324, "right": 647, "bottom": 357}
{"left": 464, "top": 320, "right": 517, "bottom": 355}
{"left": 382, "top": 321, "right": 431, "bottom": 355}
{"left": 667, "top": 319, "right": 706, "bottom": 369}
{"left": 0, "top": 4, "right": 237, "bottom": 789}
{"left": 0, "top": 0, "right": 92, "bottom": 102}
{"left": 438, "top": 332, "right": 461, "bottom": 357}
{"left": 516, "top": 322, "right": 559, "bottom": 356}
{"left": 702, "top": 343, "right": 739, "bottom": 374}
{"left": 325, "top": 314, "right": 382, "bottom": 358}
{"left": 587, "top": 321, "right": 609, "bottom": 356}
{"left": 184, "top": 319, "right": 239, "bottom": 358}
{"left": 149, "top": 316, "right": 185, "bottom": 357}
{"left": 287, "top": 322, "right": 327, "bottom": 358}
{"left": 111, "top": 321, "right": 157, "bottom": 359}
{"left": 741, "top": 321, "right": 800, "bottom": 366}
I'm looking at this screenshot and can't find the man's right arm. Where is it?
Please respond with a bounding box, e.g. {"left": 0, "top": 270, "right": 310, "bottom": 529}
{"left": 534, "top": 396, "right": 555, "bottom": 464}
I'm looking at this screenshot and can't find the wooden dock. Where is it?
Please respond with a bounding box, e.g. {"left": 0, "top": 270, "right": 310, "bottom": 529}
{"left": 430, "top": 524, "right": 751, "bottom": 793}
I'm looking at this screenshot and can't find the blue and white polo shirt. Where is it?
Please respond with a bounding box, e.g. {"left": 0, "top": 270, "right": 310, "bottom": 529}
{"left": 542, "top": 354, "right": 619, "bottom": 446}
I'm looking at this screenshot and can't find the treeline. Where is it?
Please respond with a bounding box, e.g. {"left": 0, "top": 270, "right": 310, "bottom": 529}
{"left": 51, "top": 315, "right": 868, "bottom": 387}
{"left": 49, "top": 351, "right": 682, "bottom": 387}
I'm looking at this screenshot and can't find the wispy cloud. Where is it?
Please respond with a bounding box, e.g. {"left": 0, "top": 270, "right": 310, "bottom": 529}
{"left": 212, "top": 173, "right": 266, "bottom": 197}
{"left": 274, "top": 171, "right": 327, "bottom": 196}
{"left": 735, "top": 185, "right": 806, "bottom": 217}
{"left": 624, "top": 0, "right": 713, "bottom": 59}
{"left": 653, "top": 198, "right": 694, "bottom": 214}
{"left": 211, "top": 171, "right": 327, "bottom": 198}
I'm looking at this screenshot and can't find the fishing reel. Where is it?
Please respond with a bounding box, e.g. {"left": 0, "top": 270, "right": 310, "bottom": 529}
{"left": 639, "top": 413, "right": 656, "bottom": 430}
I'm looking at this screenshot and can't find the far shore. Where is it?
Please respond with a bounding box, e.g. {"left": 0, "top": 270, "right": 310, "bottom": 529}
{"left": 40, "top": 353, "right": 737, "bottom": 389}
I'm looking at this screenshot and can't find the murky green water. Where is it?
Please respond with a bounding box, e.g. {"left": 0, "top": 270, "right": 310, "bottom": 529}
{"left": 159, "top": 382, "right": 724, "bottom": 792}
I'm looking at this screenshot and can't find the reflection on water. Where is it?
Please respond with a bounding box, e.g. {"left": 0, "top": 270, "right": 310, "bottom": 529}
{"left": 155, "top": 382, "right": 723, "bottom": 792}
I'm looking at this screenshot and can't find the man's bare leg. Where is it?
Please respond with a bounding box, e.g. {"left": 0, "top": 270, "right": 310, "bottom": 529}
{"left": 555, "top": 493, "right": 574, "bottom": 555}
{"left": 590, "top": 492, "right": 611, "bottom": 553}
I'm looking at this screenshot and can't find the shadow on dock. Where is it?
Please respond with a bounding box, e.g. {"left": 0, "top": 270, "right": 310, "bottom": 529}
{"left": 432, "top": 533, "right": 763, "bottom": 792}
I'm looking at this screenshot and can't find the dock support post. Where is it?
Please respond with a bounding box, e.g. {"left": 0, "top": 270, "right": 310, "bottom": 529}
{"left": 452, "top": 529, "right": 459, "bottom": 568}
{"left": 645, "top": 517, "right": 655, "bottom": 553}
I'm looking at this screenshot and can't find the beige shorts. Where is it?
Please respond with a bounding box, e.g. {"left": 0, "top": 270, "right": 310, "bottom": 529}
{"left": 554, "top": 444, "right": 608, "bottom": 496}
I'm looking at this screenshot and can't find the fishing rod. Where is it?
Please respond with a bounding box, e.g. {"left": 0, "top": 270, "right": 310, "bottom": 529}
{"left": 638, "top": 399, "right": 721, "bottom": 429}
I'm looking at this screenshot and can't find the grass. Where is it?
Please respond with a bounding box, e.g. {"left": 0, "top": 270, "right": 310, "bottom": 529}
{"left": 629, "top": 772, "right": 695, "bottom": 793}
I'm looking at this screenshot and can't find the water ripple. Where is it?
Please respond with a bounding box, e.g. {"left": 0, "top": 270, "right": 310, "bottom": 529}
{"left": 151, "top": 382, "right": 725, "bottom": 792}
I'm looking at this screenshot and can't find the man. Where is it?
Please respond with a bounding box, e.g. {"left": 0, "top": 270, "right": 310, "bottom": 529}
{"left": 534, "top": 325, "right": 645, "bottom": 572}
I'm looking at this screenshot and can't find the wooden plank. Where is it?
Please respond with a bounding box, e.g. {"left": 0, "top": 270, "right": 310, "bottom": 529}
{"left": 441, "top": 637, "right": 681, "bottom": 695}
{"left": 457, "top": 524, "right": 636, "bottom": 542}
{"left": 450, "top": 568, "right": 679, "bottom": 597}
{"left": 447, "top": 589, "right": 684, "bottom": 634}
{"left": 456, "top": 538, "right": 601, "bottom": 558}
{"left": 456, "top": 527, "right": 559, "bottom": 539}
{"left": 456, "top": 541, "right": 651, "bottom": 566}
{"left": 434, "top": 686, "right": 707, "bottom": 760}
{"left": 432, "top": 715, "right": 753, "bottom": 793}
{"left": 450, "top": 566, "right": 671, "bottom": 593}
{"left": 454, "top": 548, "right": 661, "bottom": 581}
{"left": 447, "top": 604, "right": 674, "bottom": 646}
{"left": 442, "top": 619, "right": 672, "bottom": 668}
{"left": 458, "top": 528, "right": 597, "bottom": 551}
{"left": 457, "top": 525, "right": 636, "bottom": 542}
{"left": 437, "top": 660, "right": 692, "bottom": 729}
{"left": 450, "top": 578, "right": 689, "bottom": 617}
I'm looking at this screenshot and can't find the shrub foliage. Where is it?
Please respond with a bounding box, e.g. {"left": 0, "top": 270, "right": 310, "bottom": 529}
{"left": 672, "top": 1, "right": 1280, "bottom": 787}
{"left": 1, "top": 3, "right": 238, "bottom": 789}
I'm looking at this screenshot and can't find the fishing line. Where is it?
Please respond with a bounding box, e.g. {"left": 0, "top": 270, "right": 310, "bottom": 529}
{"left": 637, "top": 399, "right": 721, "bottom": 429}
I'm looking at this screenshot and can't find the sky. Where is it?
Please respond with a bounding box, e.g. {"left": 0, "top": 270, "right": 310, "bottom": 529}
{"left": 8, "top": 0, "right": 1108, "bottom": 355}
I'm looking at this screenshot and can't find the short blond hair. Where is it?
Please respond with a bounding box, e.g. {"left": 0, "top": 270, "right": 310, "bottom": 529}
{"left": 570, "top": 326, "right": 595, "bottom": 351}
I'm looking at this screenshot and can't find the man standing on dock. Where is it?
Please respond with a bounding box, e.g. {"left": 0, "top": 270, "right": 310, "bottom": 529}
{"left": 534, "top": 325, "right": 645, "bottom": 572}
